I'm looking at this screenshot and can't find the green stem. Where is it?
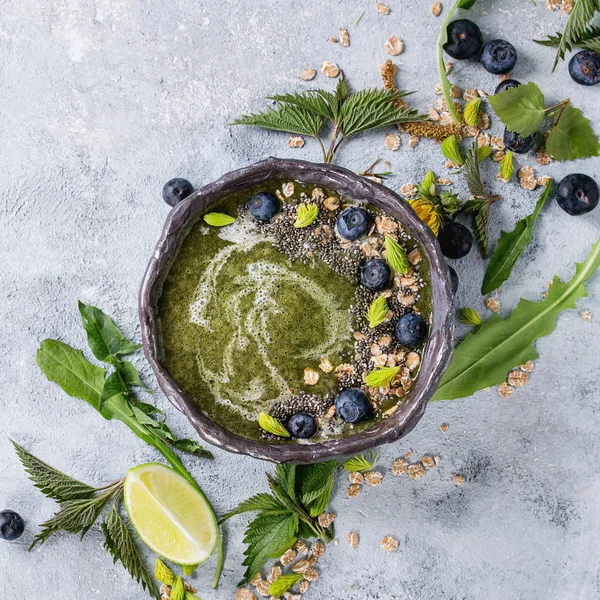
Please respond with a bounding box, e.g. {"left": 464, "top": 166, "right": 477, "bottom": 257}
{"left": 315, "top": 136, "right": 327, "bottom": 163}
{"left": 545, "top": 98, "right": 570, "bottom": 125}
{"left": 437, "top": 0, "right": 462, "bottom": 124}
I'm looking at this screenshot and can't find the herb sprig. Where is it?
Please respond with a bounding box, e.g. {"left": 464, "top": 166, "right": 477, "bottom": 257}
{"left": 232, "top": 76, "right": 423, "bottom": 163}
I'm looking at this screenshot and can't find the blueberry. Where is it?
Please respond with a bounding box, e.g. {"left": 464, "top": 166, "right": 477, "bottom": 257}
{"left": 287, "top": 412, "right": 317, "bottom": 439}
{"left": 556, "top": 174, "right": 599, "bottom": 216}
{"left": 336, "top": 207, "right": 372, "bottom": 241}
{"left": 438, "top": 222, "right": 473, "bottom": 259}
{"left": 443, "top": 19, "right": 483, "bottom": 60}
{"left": 448, "top": 265, "right": 459, "bottom": 294}
{"left": 0, "top": 510, "right": 24, "bottom": 541}
{"left": 162, "top": 178, "right": 194, "bottom": 207}
{"left": 395, "top": 313, "right": 428, "bottom": 348}
{"left": 503, "top": 127, "right": 537, "bottom": 154}
{"left": 335, "top": 389, "right": 373, "bottom": 423}
{"left": 360, "top": 259, "right": 391, "bottom": 291}
{"left": 569, "top": 50, "right": 600, "bottom": 86}
{"left": 247, "top": 191, "right": 281, "bottom": 222}
{"left": 480, "top": 39, "right": 518, "bottom": 74}
{"left": 494, "top": 78, "right": 521, "bottom": 94}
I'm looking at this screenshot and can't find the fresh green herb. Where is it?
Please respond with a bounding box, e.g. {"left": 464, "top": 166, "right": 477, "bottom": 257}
{"left": 360, "top": 156, "right": 393, "bottom": 180}
{"left": 203, "top": 212, "right": 236, "bottom": 227}
{"left": 499, "top": 150, "right": 514, "bottom": 182}
{"left": 365, "top": 295, "right": 389, "bottom": 328}
{"left": 478, "top": 145, "right": 493, "bottom": 162}
{"left": 437, "top": 0, "right": 479, "bottom": 123}
{"left": 461, "top": 142, "right": 501, "bottom": 257}
{"left": 354, "top": 9, "right": 365, "bottom": 25}
{"left": 342, "top": 450, "right": 380, "bottom": 472}
{"left": 441, "top": 135, "right": 464, "bottom": 165}
{"left": 268, "top": 573, "right": 303, "bottom": 597}
{"left": 232, "top": 77, "right": 423, "bottom": 163}
{"left": 293, "top": 203, "right": 319, "bottom": 228}
{"left": 489, "top": 82, "right": 600, "bottom": 161}
{"left": 364, "top": 366, "right": 400, "bottom": 388}
{"left": 463, "top": 97, "right": 481, "bottom": 127}
{"left": 170, "top": 577, "right": 185, "bottom": 600}
{"left": 418, "top": 170, "right": 437, "bottom": 197}
{"left": 222, "top": 464, "right": 335, "bottom": 583}
{"left": 384, "top": 235, "right": 410, "bottom": 274}
{"left": 433, "top": 237, "right": 600, "bottom": 400}
{"left": 258, "top": 412, "right": 291, "bottom": 438}
{"left": 36, "top": 303, "right": 223, "bottom": 588}
{"left": 481, "top": 180, "right": 554, "bottom": 295}
{"left": 533, "top": 0, "right": 600, "bottom": 70}
{"left": 459, "top": 307, "right": 482, "bottom": 326}
{"left": 155, "top": 559, "right": 175, "bottom": 586}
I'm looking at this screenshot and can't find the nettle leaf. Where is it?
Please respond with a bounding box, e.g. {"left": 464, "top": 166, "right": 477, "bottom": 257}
{"left": 233, "top": 103, "right": 324, "bottom": 137}
{"left": 203, "top": 212, "right": 236, "bottom": 227}
{"left": 268, "top": 91, "right": 339, "bottom": 120}
{"left": 364, "top": 366, "right": 400, "bottom": 388}
{"left": 342, "top": 451, "right": 380, "bottom": 473}
{"left": 418, "top": 170, "right": 437, "bottom": 196}
{"left": 268, "top": 573, "right": 303, "bottom": 598}
{"left": 220, "top": 493, "right": 287, "bottom": 522}
{"left": 299, "top": 460, "right": 338, "bottom": 505}
{"left": 102, "top": 505, "right": 160, "bottom": 600}
{"left": 478, "top": 145, "right": 493, "bottom": 162}
{"left": 307, "top": 476, "right": 334, "bottom": 517}
{"left": 463, "top": 97, "right": 481, "bottom": 127}
{"left": 366, "top": 295, "right": 388, "bottom": 329}
{"left": 242, "top": 511, "right": 299, "bottom": 582}
{"left": 78, "top": 302, "right": 141, "bottom": 363}
{"left": 499, "top": 150, "right": 514, "bottom": 182}
{"left": 441, "top": 135, "right": 464, "bottom": 165}
{"left": 258, "top": 412, "right": 291, "bottom": 438}
{"left": 12, "top": 441, "right": 97, "bottom": 502}
{"left": 489, "top": 82, "right": 546, "bottom": 137}
{"left": 459, "top": 307, "right": 482, "bottom": 326}
{"left": 385, "top": 235, "right": 410, "bottom": 274}
{"left": 293, "top": 203, "right": 319, "bottom": 228}
{"left": 546, "top": 102, "right": 600, "bottom": 161}
{"left": 433, "top": 237, "right": 600, "bottom": 400}
{"left": 154, "top": 558, "right": 175, "bottom": 586}
{"left": 482, "top": 181, "right": 553, "bottom": 295}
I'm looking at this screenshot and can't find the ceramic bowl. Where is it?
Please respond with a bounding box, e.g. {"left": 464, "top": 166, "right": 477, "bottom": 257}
{"left": 139, "top": 157, "right": 454, "bottom": 463}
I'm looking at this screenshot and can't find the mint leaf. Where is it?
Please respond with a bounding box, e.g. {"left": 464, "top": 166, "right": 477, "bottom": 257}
{"left": 482, "top": 181, "right": 553, "bottom": 295}
{"left": 489, "top": 82, "right": 546, "bottom": 137}
{"left": 433, "top": 237, "right": 600, "bottom": 400}
{"left": 546, "top": 103, "right": 600, "bottom": 161}
{"left": 78, "top": 302, "right": 141, "bottom": 363}
{"left": 242, "top": 512, "right": 299, "bottom": 582}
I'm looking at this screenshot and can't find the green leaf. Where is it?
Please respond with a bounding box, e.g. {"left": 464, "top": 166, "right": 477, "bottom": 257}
{"left": 268, "top": 90, "right": 339, "bottom": 120}
{"left": 154, "top": 558, "right": 175, "bottom": 586}
{"left": 268, "top": 573, "right": 303, "bottom": 597}
{"left": 220, "top": 493, "right": 287, "bottom": 522}
{"left": 299, "top": 460, "right": 338, "bottom": 506}
{"left": 365, "top": 295, "right": 388, "bottom": 329}
{"left": 37, "top": 339, "right": 106, "bottom": 410}
{"left": 272, "top": 464, "right": 297, "bottom": 504}
{"left": 293, "top": 203, "right": 319, "bottom": 228}
{"left": 385, "top": 235, "right": 410, "bottom": 274}
{"left": 364, "top": 366, "right": 400, "bottom": 388}
{"left": 102, "top": 504, "right": 160, "bottom": 600}
{"left": 441, "top": 135, "right": 464, "bottom": 165}
{"left": 115, "top": 360, "right": 149, "bottom": 392}
{"left": 340, "top": 88, "right": 421, "bottom": 136}
{"left": 342, "top": 451, "right": 380, "bottom": 472}
{"left": 418, "top": 170, "right": 437, "bottom": 197}
{"left": 478, "top": 145, "right": 493, "bottom": 162}
{"left": 482, "top": 181, "right": 553, "bottom": 295}
{"left": 232, "top": 103, "right": 324, "bottom": 136}
{"left": 170, "top": 577, "right": 185, "bottom": 600}
{"left": 169, "top": 438, "right": 213, "bottom": 459}
{"left": 78, "top": 301, "right": 141, "bottom": 363}
{"left": 489, "top": 82, "right": 546, "bottom": 137}
{"left": 258, "top": 412, "right": 291, "bottom": 438}
{"left": 11, "top": 440, "right": 97, "bottom": 502}
{"left": 307, "top": 475, "right": 334, "bottom": 517}
{"left": 433, "top": 237, "right": 600, "bottom": 400}
{"left": 203, "top": 212, "right": 236, "bottom": 227}
{"left": 457, "top": 0, "right": 477, "bottom": 7}
{"left": 242, "top": 512, "right": 299, "bottom": 582}
{"left": 459, "top": 307, "right": 482, "bottom": 326}
{"left": 439, "top": 191, "right": 463, "bottom": 217}
{"left": 546, "top": 102, "right": 600, "bottom": 161}
{"left": 499, "top": 150, "right": 514, "bottom": 182}
{"left": 463, "top": 97, "right": 481, "bottom": 127}
{"left": 535, "top": 26, "right": 600, "bottom": 52}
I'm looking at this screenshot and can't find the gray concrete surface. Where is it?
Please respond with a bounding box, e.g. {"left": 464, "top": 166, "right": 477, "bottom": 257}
{"left": 1, "top": 0, "right": 600, "bottom": 598}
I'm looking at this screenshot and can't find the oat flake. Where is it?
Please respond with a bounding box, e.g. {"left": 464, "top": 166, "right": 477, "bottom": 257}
{"left": 321, "top": 61, "right": 340, "bottom": 78}
{"left": 365, "top": 470, "right": 383, "bottom": 486}
{"left": 497, "top": 382, "right": 514, "bottom": 398}
{"left": 282, "top": 182, "right": 295, "bottom": 198}
{"left": 287, "top": 136, "right": 305, "bottom": 149}
{"left": 430, "top": 1, "right": 442, "bottom": 16}
{"left": 485, "top": 297, "right": 500, "bottom": 313}
{"left": 235, "top": 589, "right": 257, "bottom": 600}
{"left": 381, "top": 536, "right": 399, "bottom": 551}
{"left": 347, "top": 531, "right": 359, "bottom": 547}
{"left": 303, "top": 367, "right": 320, "bottom": 385}
{"left": 348, "top": 471, "right": 365, "bottom": 485}
{"left": 318, "top": 513, "right": 336, "bottom": 528}
{"left": 376, "top": 2, "right": 391, "bottom": 14}
{"left": 580, "top": 310, "right": 592, "bottom": 322}
{"left": 339, "top": 28, "right": 350, "bottom": 47}
{"left": 385, "top": 133, "right": 401, "bottom": 151}
{"left": 385, "top": 36, "right": 404, "bottom": 56}
{"left": 508, "top": 369, "right": 528, "bottom": 387}
{"left": 303, "top": 568, "right": 319, "bottom": 582}
{"left": 300, "top": 68, "right": 316, "bottom": 81}
{"left": 452, "top": 475, "right": 466, "bottom": 486}
{"left": 440, "top": 423, "right": 449, "bottom": 433}
{"left": 280, "top": 548, "right": 297, "bottom": 565}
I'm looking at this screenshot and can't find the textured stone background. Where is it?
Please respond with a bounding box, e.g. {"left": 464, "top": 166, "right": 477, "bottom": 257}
{"left": 1, "top": 0, "right": 599, "bottom": 598}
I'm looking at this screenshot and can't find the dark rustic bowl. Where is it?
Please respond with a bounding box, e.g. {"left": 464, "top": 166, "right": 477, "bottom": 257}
{"left": 139, "top": 157, "right": 454, "bottom": 464}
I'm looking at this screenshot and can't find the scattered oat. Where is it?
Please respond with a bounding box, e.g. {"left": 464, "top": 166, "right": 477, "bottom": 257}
{"left": 303, "top": 568, "right": 319, "bottom": 582}
{"left": 452, "top": 475, "right": 466, "bottom": 486}
{"left": 381, "top": 536, "right": 399, "bottom": 551}
{"left": 508, "top": 369, "right": 528, "bottom": 387}
{"left": 282, "top": 182, "right": 295, "bottom": 198}
{"left": 321, "top": 61, "right": 340, "bottom": 78}
{"left": 311, "top": 541, "right": 325, "bottom": 558}
{"left": 255, "top": 580, "right": 271, "bottom": 596}
{"left": 267, "top": 566, "right": 282, "bottom": 583}
{"left": 536, "top": 149, "right": 553, "bottom": 166}
{"left": 518, "top": 165, "right": 535, "bottom": 179}
{"left": 294, "top": 540, "right": 309, "bottom": 555}
{"left": 300, "top": 68, "right": 317, "bottom": 81}
{"left": 491, "top": 135, "right": 505, "bottom": 151}
{"left": 440, "top": 423, "right": 449, "bottom": 433}
{"left": 408, "top": 134, "right": 420, "bottom": 148}
{"left": 347, "top": 531, "right": 359, "bottom": 548}
{"left": 400, "top": 183, "right": 418, "bottom": 198}
{"left": 405, "top": 449, "right": 413, "bottom": 458}
{"left": 250, "top": 573, "right": 263, "bottom": 587}
{"left": 291, "top": 560, "right": 311, "bottom": 574}
{"left": 405, "top": 351, "right": 421, "bottom": 372}
{"left": 235, "top": 589, "right": 257, "bottom": 600}
{"left": 287, "top": 135, "right": 305, "bottom": 149}
{"left": 445, "top": 61, "right": 453, "bottom": 74}
{"left": 537, "top": 176, "right": 552, "bottom": 187}
{"left": 485, "top": 297, "right": 500, "bottom": 313}
{"left": 319, "top": 355, "right": 333, "bottom": 373}
{"left": 430, "top": 1, "right": 442, "bottom": 16}
{"left": 339, "top": 28, "right": 350, "bottom": 47}
{"left": 391, "top": 458, "right": 409, "bottom": 475}
{"left": 450, "top": 85, "right": 461, "bottom": 99}
{"left": 298, "top": 580, "right": 310, "bottom": 594}
{"left": 303, "top": 367, "right": 320, "bottom": 386}
{"left": 365, "top": 470, "right": 384, "bottom": 486}
{"left": 561, "top": 0, "right": 574, "bottom": 13}
{"left": 376, "top": 2, "right": 391, "bottom": 14}
{"left": 408, "top": 248, "right": 422, "bottom": 266}
{"left": 520, "top": 361, "right": 535, "bottom": 372}
{"left": 385, "top": 36, "right": 404, "bottom": 56}
{"left": 347, "top": 483, "right": 362, "bottom": 497}
{"left": 580, "top": 310, "right": 592, "bottom": 322}
{"left": 422, "top": 455, "right": 436, "bottom": 470}
{"left": 348, "top": 471, "right": 365, "bottom": 485}
{"left": 464, "top": 88, "right": 479, "bottom": 102}
{"left": 280, "top": 548, "right": 297, "bottom": 566}
{"left": 318, "top": 513, "right": 336, "bottom": 528}
{"left": 520, "top": 176, "right": 537, "bottom": 191}
{"left": 478, "top": 112, "right": 490, "bottom": 130}
{"left": 323, "top": 196, "right": 340, "bottom": 211}
{"left": 385, "top": 133, "right": 401, "bottom": 151}
{"left": 497, "top": 382, "right": 514, "bottom": 398}
{"left": 492, "top": 150, "right": 506, "bottom": 162}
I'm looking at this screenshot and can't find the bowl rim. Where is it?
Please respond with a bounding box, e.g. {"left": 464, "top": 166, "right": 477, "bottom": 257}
{"left": 139, "top": 157, "right": 454, "bottom": 464}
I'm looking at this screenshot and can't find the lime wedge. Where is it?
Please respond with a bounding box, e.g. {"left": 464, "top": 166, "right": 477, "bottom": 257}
{"left": 124, "top": 463, "right": 218, "bottom": 565}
